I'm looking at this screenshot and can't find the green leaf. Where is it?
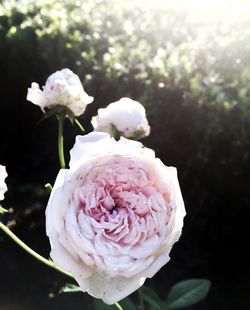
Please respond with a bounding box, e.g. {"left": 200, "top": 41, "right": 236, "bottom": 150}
{"left": 59, "top": 283, "right": 82, "bottom": 294}
{"left": 165, "top": 279, "right": 211, "bottom": 309}
{"left": 142, "top": 286, "right": 162, "bottom": 310}
{"left": 93, "top": 299, "right": 114, "bottom": 310}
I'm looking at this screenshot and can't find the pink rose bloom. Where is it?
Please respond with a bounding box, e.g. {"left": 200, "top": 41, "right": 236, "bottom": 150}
{"left": 46, "top": 132, "right": 185, "bottom": 304}
{"left": 27, "top": 68, "right": 93, "bottom": 116}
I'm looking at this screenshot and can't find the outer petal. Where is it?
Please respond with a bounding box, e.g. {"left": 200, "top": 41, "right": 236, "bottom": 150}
{"left": 69, "top": 132, "right": 111, "bottom": 169}
{"left": 69, "top": 133, "right": 155, "bottom": 172}
{"left": 26, "top": 82, "right": 46, "bottom": 109}
{"left": 118, "top": 137, "right": 156, "bottom": 159}
{"left": 46, "top": 169, "right": 68, "bottom": 236}
{"left": 142, "top": 251, "right": 171, "bottom": 278}
{"left": 75, "top": 273, "right": 146, "bottom": 305}
{"left": 46, "top": 169, "right": 93, "bottom": 277}
{"left": 50, "top": 233, "right": 92, "bottom": 278}
{"left": 0, "top": 165, "right": 7, "bottom": 201}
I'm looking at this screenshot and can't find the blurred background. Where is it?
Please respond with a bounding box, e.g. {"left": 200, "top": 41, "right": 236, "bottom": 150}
{"left": 0, "top": 0, "right": 250, "bottom": 309}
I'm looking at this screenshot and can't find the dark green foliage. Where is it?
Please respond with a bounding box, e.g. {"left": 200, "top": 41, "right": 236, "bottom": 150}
{"left": 164, "top": 279, "right": 211, "bottom": 309}
{"left": 0, "top": 1, "right": 249, "bottom": 181}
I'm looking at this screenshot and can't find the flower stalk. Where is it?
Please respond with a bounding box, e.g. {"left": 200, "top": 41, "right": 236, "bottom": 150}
{"left": 58, "top": 115, "right": 66, "bottom": 169}
{"left": 115, "top": 302, "right": 123, "bottom": 310}
{"left": 74, "top": 118, "right": 85, "bottom": 132}
{"left": 0, "top": 221, "right": 124, "bottom": 309}
{"left": 0, "top": 221, "right": 71, "bottom": 278}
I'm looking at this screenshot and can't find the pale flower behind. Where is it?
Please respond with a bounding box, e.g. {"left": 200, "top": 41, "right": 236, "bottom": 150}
{"left": 27, "top": 68, "right": 94, "bottom": 116}
{"left": 46, "top": 132, "right": 185, "bottom": 304}
{"left": 91, "top": 97, "right": 150, "bottom": 139}
{"left": 0, "top": 165, "right": 7, "bottom": 201}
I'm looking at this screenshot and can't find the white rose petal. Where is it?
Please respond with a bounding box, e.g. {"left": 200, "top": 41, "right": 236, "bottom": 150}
{"left": 0, "top": 165, "right": 7, "bottom": 201}
{"left": 91, "top": 97, "right": 150, "bottom": 139}
{"left": 46, "top": 132, "right": 185, "bottom": 304}
{"left": 27, "top": 68, "right": 94, "bottom": 116}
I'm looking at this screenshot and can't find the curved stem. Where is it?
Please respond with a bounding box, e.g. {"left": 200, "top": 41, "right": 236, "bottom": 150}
{"left": 0, "top": 221, "right": 124, "bottom": 310}
{"left": 45, "top": 183, "right": 53, "bottom": 193}
{"left": 58, "top": 116, "right": 66, "bottom": 169}
{"left": 0, "top": 221, "right": 72, "bottom": 278}
{"left": 115, "top": 303, "right": 123, "bottom": 310}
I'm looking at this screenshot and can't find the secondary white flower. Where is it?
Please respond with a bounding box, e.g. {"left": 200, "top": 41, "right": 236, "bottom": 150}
{"left": 46, "top": 132, "right": 185, "bottom": 304}
{"left": 27, "top": 68, "right": 94, "bottom": 116}
{"left": 0, "top": 165, "right": 7, "bottom": 201}
{"left": 91, "top": 98, "right": 150, "bottom": 139}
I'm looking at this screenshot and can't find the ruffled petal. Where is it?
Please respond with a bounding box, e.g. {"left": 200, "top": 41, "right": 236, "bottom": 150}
{"left": 75, "top": 273, "right": 145, "bottom": 305}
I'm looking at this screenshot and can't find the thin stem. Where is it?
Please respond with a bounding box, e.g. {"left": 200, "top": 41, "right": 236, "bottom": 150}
{"left": 139, "top": 287, "right": 145, "bottom": 310}
{"left": 0, "top": 221, "right": 72, "bottom": 278}
{"left": 0, "top": 206, "right": 8, "bottom": 214}
{"left": 115, "top": 303, "right": 123, "bottom": 310}
{"left": 45, "top": 183, "right": 53, "bottom": 193}
{"left": 74, "top": 118, "right": 85, "bottom": 132}
{"left": 1, "top": 221, "right": 124, "bottom": 310}
{"left": 58, "top": 116, "right": 66, "bottom": 169}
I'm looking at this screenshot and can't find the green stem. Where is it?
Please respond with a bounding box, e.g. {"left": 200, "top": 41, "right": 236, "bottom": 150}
{"left": 58, "top": 116, "right": 66, "bottom": 169}
{"left": 0, "top": 206, "right": 8, "bottom": 214}
{"left": 115, "top": 303, "right": 123, "bottom": 310}
{"left": 0, "top": 221, "right": 72, "bottom": 278}
{"left": 0, "top": 221, "right": 124, "bottom": 310}
{"left": 45, "top": 183, "right": 53, "bottom": 193}
{"left": 139, "top": 287, "right": 145, "bottom": 310}
{"left": 74, "top": 118, "right": 85, "bottom": 132}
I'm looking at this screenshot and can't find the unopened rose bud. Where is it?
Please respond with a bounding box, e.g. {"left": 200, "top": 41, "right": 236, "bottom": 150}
{"left": 91, "top": 97, "right": 150, "bottom": 140}
{"left": 27, "top": 68, "right": 93, "bottom": 116}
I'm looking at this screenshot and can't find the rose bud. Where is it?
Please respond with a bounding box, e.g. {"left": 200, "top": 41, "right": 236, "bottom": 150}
{"left": 91, "top": 98, "right": 150, "bottom": 140}
{"left": 27, "top": 68, "right": 93, "bottom": 117}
